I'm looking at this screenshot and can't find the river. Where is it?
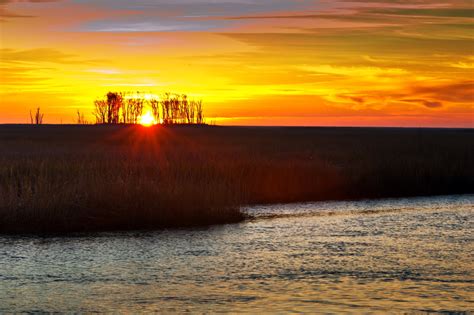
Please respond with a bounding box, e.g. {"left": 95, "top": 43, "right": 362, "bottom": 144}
{"left": 1, "top": 195, "right": 473, "bottom": 313}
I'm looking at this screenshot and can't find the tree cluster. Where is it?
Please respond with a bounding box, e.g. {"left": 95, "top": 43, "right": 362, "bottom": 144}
{"left": 150, "top": 93, "right": 204, "bottom": 125}
{"left": 93, "top": 92, "right": 204, "bottom": 125}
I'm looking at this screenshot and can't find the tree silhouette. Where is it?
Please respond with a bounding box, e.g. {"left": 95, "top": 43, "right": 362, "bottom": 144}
{"left": 30, "top": 108, "right": 44, "bottom": 125}
{"left": 106, "top": 92, "right": 122, "bottom": 124}
{"left": 93, "top": 100, "right": 107, "bottom": 124}
{"left": 93, "top": 91, "right": 205, "bottom": 125}
{"left": 76, "top": 110, "right": 88, "bottom": 124}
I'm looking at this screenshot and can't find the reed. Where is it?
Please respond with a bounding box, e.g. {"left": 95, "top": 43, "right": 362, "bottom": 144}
{"left": 0, "top": 125, "right": 472, "bottom": 234}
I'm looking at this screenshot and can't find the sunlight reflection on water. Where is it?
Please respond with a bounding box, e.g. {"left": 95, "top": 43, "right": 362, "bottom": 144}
{"left": 0, "top": 195, "right": 473, "bottom": 313}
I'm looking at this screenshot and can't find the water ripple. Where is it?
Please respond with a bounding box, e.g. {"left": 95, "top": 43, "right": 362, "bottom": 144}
{"left": 0, "top": 194, "right": 473, "bottom": 313}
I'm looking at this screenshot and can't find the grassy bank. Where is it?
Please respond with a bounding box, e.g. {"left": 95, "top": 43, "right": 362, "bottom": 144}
{"left": 0, "top": 125, "right": 472, "bottom": 234}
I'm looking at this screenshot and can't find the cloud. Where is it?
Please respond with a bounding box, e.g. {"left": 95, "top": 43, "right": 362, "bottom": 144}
{"left": 0, "top": 64, "right": 60, "bottom": 92}
{"left": 449, "top": 61, "right": 474, "bottom": 69}
{"left": 402, "top": 99, "right": 443, "bottom": 108}
{"left": 422, "top": 100, "right": 443, "bottom": 108}
{"left": 206, "top": 0, "right": 473, "bottom": 37}
{"left": 298, "top": 64, "right": 408, "bottom": 77}
{"left": 365, "top": 8, "right": 474, "bottom": 18}
{"left": 339, "top": 0, "right": 472, "bottom": 5}
{"left": 86, "top": 69, "right": 121, "bottom": 75}
{"left": 410, "top": 81, "right": 474, "bottom": 103}
{"left": 224, "top": 8, "right": 473, "bottom": 20}
{"left": 73, "top": 0, "right": 317, "bottom": 32}
{"left": 334, "top": 80, "right": 472, "bottom": 111}
{"left": 83, "top": 20, "right": 229, "bottom": 32}
{"left": 3, "top": 0, "right": 471, "bottom": 35}
{"left": 0, "top": 0, "right": 58, "bottom": 3}
{"left": 338, "top": 94, "right": 366, "bottom": 104}
{"left": 0, "top": 48, "right": 99, "bottom": 64}
{"left": 0, "top": 0, "right": 60, "bottom": 18}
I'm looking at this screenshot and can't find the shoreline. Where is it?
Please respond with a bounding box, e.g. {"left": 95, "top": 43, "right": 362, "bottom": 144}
{"left": 0, "top": 193, "right": 474, "bottom": 238}
{"left": 2, "top": 193, "right": 472, "bottom": 236}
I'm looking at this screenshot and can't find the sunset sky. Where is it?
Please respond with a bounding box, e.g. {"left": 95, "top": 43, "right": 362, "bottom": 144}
{"left": 0, "top": 0, "right": 473, "bottom": 126}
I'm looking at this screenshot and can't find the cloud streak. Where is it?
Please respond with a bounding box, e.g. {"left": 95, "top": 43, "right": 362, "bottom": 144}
{"left": 0, "top": 0, "right": 60, "bottom": 17}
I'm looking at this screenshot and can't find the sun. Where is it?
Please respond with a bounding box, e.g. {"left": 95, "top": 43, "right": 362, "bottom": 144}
{"left": 139, "top": 111, "right": 157, "bottom": 127}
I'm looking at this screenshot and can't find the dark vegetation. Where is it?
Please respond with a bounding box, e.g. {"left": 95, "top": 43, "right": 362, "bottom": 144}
{"left": 31, "top": 92, "right": 205, "bottom": 125}
{"left": 93, "top": 92, "right": 204, "bottom": 124}
{"left": 0, "top": 125, "right": 472, "bottom": 234}
{"left": 29, "top": 108, "right": 44, "bottom": 125}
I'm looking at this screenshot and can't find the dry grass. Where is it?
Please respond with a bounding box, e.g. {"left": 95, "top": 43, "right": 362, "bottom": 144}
{"left": 0, "top": 125, "right": 472, "bottom": 234}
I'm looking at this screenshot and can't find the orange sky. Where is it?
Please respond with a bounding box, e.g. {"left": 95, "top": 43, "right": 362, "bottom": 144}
{"left": 0, "top": 0, "right": 473, "bottom": 127}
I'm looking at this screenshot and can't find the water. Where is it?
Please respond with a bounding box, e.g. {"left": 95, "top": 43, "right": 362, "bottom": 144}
{"left": 1, "top": 195, "right": 473, "bottom": 313}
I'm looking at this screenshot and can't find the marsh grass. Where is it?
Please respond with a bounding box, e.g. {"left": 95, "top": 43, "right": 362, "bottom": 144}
{"left": 0, "top": 125, "right": 472, "bottom": 234}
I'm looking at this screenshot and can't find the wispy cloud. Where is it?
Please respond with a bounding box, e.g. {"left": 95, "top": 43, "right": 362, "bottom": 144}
{"left": 0, "top": 48, "right": 99, "bottom": 64}
{"left": 0, "top": 0, "right": 60, "bottom": 18}
{"left": 86, "top": 68, "right": 121, "bottom": 74}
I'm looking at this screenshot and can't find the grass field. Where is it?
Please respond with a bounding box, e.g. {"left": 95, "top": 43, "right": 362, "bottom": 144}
{"left": 0, "top": 125, "right": 472, "bottom": 234}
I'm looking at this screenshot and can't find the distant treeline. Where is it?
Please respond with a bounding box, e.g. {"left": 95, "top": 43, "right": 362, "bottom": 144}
{"left": 93, "top": 92, "right": 204, "bottom": 125}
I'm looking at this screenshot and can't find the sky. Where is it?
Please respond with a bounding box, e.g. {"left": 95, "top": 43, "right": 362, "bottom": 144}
{"left": 0, "top": 0, "right": 473, "bottom": 126}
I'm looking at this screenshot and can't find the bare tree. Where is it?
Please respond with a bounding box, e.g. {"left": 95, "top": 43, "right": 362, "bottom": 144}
{"left": 170, "top": 95, "right": 179, "bottom": 124}
{"left": 30, "top": 108, "right": 44, "bottom": 125}
{"left": 93, "top": 100, "right": 107, "bottom": 124}
{"left": 107, "top": 92, "right": 123, "bottom": 124}
{"left": 195, "top": 100, "right": 204, "bottom": 124}
{"left": 182, "top": 94, "right": 192, "bottom": 124}
{"left": 150, "top": 98, "right": 160, "bottom": 123}
{"left": 76, "top": 110, "right": 88, "bottom": 124}
{"left": 189, "top": 99, "right": 195, "bottom": 124}
{"left": 92, "top": 91, "right": 205, "bottom": 125}
{"left": 122, "top": 98, "right": 131, "bottom": 124}
{"left": 129, "top": 98, "right": 144, "bottom": 124}
{"left": 161, "top": 93, "right": 171, "bottom": 125}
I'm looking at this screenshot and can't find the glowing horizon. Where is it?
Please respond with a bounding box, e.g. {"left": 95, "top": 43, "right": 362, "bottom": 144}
{"left": 0, "top": 0, "right": 473, "bottom": 127}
